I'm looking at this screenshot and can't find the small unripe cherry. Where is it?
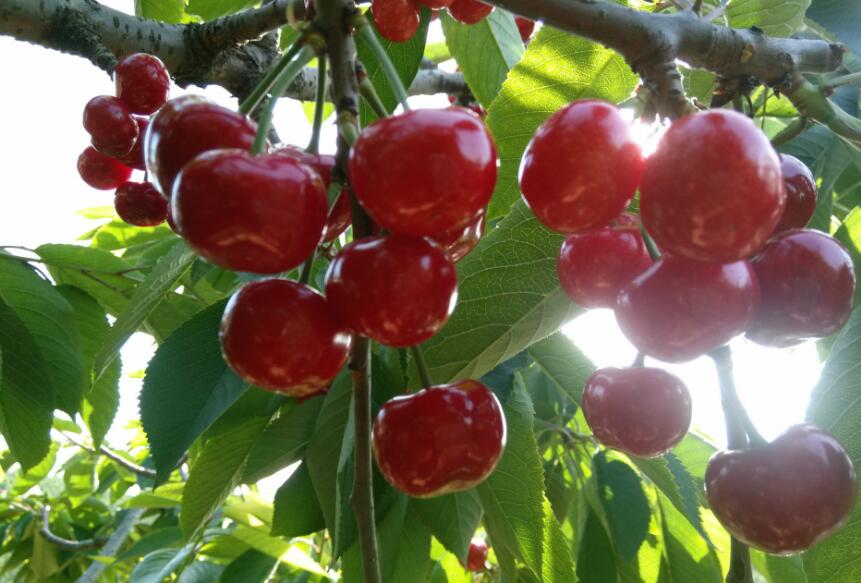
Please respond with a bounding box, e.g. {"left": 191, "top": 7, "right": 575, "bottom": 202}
{"left": 114, "top": 53, "right": 171, "bottom": 115}
{"left": 77, "top": 146, "right": 132, "bottom": 190}
{"left": 448, "top": 0, "right": 493, "bottom": 24}
{"left": 83, "top": 96, "right": 139, "bottom": 158}
{"left": 114, "top": 182, "right": 168, "bottom": 227}
{"left": 465, "top": 539, "right": 488, "bottom": 571}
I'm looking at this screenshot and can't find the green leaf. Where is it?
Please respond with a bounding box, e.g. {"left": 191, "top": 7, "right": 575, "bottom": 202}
{"left": 835, "top": 208, "right": 861, "bottom": 305}
{"left": 115, "top": 527, "right": 184, "bottom": 562}
{"left": 355, "top": 7, "right": 430, "bottom": 125}
{"left": 242, "top": 397, "right": 324, "bottom": 483}
{"left": 177, "top": 561, "right": 224, "bottom": 583}
{"left": 135, "top": 0, "right": 187, "bottom": 23}
{"left": 593, "top": 452, "right": 651, "bottom": 561}
{"left": 417, "top": 201, "right": 580, "bottom": 385}
{"left": 220, "top": 549, "right": 277, "bottom": 583}
{"left": 91, "top": 220, "right": 176, "bottom": 251}
{"left": 270, "top": 463, "right": 325, "bottom": 538}
{"left": 229, "top": 524, "right": 328, "bottom": 575}
{"left": 187, "top": 0, "right": 256, "bottom": 20}
{"left": 527, "top": 332, "right": 594, "bottom": 404}
{"left": 809, "top": 0, "right": 861, "bottom": 58}
{"left": 0, "top": 301, "right": 55, "bottom": 469}
{"left": 131, "top": 547, "right": 193, "bottom": 583}
{"left": 541, "top": 499, "right": 578, "bottom": 582}
{"left": 140, "top": 300, "right": 249, "bottom": 484}
{"left": 726, "top": 0, "right": 810, "bottom": 36}
{"left": 752, "top": 551, "right": 808, "bottom": 583}
{"left": 804, "top": 309, "right": 861, "bottom": 582}
{"left": 13, "top": 443, "right": 58, "bottom": 493}
{"left": 180, "top": 416, "right": 269, "bottom": 537}
{"left": 413, "top": 490, "right": 483, "bottom": 561}
{"left": 0, "top": 256, "right": 84, "bottom": 415}
{"left": 485, "top": 27, "right": 639, "bottom": 220}
{"left": 388, "top": 502, "right": 433, "bottom": 583}
{"left": 342, "top": 491, "right": 409, "bottom": 583}
{"left": 440, "top": 10, "right": 524, "bottom": 106}
{"left": 94, "top": 241, "right": 196, "bottom": 378}
{"left": 576, "top": 508, "right": 617, "bottom": 583}
{"left": 82, "top": 359, "right": 120, "bottom": 448}
{"left": 63, "top": 455, "right": 96, "bottom": 505}
{"left": 658, "top": 493, "right": 723, "bottom": 583}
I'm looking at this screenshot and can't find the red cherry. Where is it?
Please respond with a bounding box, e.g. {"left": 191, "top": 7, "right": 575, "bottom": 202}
{"left": 447, "top": 0, "right": 493, "bottom": 24}
{"left": 641, "top": 109, "right": 785, "bottom": 263}
{"left": 613, "top": 211, "right": 641, "bottom": 228}
{"left": 557, "top": 226, "right": 653, "bottom": 309}
{"left": 773, "top": 154, "right": 817, "bottom": 234}
{"left": 705, "top": 424, "right": 857, "bottom": 554}
{"left": 746, "top": 229, "right": 855, "bottom": 347}
{"left": 114, "top": 182, "right": 168, "bottom": 227}
{"left": 428, "top": 210, "right": 485, "bottom": 262}
{"left": 583, "top": 367, "right": 691, "bottom": 457}
{"left": 465, "top": 539, "right": 488, "bottom": 571}
{"left": 372, "top": 0, "right": 421, "bottom": 42}
{"left": 83, "top": 95, "right": 139, "bottom": 158}
{"left": 349, "top": 107, "right": 497, "bottom": 237}
{"left": 220, "top": 279, "right": 351, "bottom": 395}
{"left": 172, "top": 150, "right": 327, "bottom": 274}
{"left": 519, "top": 100, "right": 642, "bottom": 233}
{"left": 416, "top": 0, "right": 453, "bottom": 8}
{"left": 372, "top": 380, "right": 506, "bottom": 497}
{"left": 324, "top": 192, "right": 353, "bottom": 243}
{"left": 114, "top": 53, "right": 171, "bottom": 115}
{"left": 145, "top": 95, "right": 257, "bottom": 198}
{"left": 118, "top": 117, "right": 149, "bottom": 170}
{"left": 514, "top": 16, "right": 535, "bottom": 41}
{"left": 615, "top": 255, "right": 759, "bottom": 362}
{"left": 77, "top": 146, "right": 132, "bottom": 190}
{"left": 325, "top": 235, "right": 458, "bottom": 347}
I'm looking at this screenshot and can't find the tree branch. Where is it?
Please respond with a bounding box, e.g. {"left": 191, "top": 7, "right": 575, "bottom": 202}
{"left": 77, "top": 508, "right": 146, "bottom": 583}
{"left": 41, "top": 506, "right": 107, "bottom": 551}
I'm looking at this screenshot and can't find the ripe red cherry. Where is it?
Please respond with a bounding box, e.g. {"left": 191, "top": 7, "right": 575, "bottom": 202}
{"left": 324, "top": 193, "right": 352, "bottom": 243}
{"left": 77, "top": 146, "right": 132, "bottom": 190}
{"left": 349, "top": 107, "right": 497, "bottom": 237}
{"left": 705, "top": 424, "right": 857, "bottom": 554}
{"left": 615, "top": 255, "right": 759, "bottom": 362}
{"left": 514, "top": 16, "right": 535, "bottom": 41}
{"left": 83, "top": 96, "right": 139, "bottom": 158}
{"left": 519, "top": 100, "right": 642, "bottom": 233}
{"left": 640, "top": 109, "right": 785, "bottom": 263}
{"left": 220, "top": 279, "right": 351, "bottom": 396}
{"left": 172, "top": 150, "right": 327, "bottom": 274}
{"left": 372, "top": 0, "right": 421, "bottom": 41}
{"left": 773, "top": 154, "right": 817, "bottom": 234}
{"left": 145, "top": 95, "right": 257, "bottom": 198}
{"left": 583, "top": 367, "right": 691, "bottom": 457}
{"left": 416, "top": 0, "right": 453, "bottom": 8}
{"left": 448, "top": 0, "right": 493, "bottom": 24}
{"left": 372, "top": 380, "right": 506, "bottom": 497}
{"left": 428, "top": 210, "right": 485, "bottom": 262}
{"left": 118, "top": 117, "right": 149, "bottom": 170}
{"left": 557, "top": 226, "right": 652, "bottom": 309}
{"left": 114, "top": 182, "right": 168, "bottom": 227}
{"left": 746, "top": 229, "right": 855, "bottom": 347}
{"left": 465, "top": 539, "right": 488, "bottom": 571}
{"left": 325, "top": 235, "right": 458, "bottom": 346}
{"left": 114, "top": 53, "right": 171, "bottom": 115}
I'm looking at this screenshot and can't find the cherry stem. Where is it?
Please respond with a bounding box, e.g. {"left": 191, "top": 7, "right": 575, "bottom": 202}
{"left": 355, "top": 22, "right": 411, "bottom": 112}
{"left": 632, "top": 352, "right": 646, "bottom": 368}
{"left": 770, "top": 116, "right": 808, "bottom": 147}
{"left": 307, "top": 54, "right": 328, "bottom": 155}
{"left": 640, "top": 225, "right": 661, "bottom": 260}
{"left": 822, "top": 71, "right": 861, "bottom": 90}
{"left": 238, "top": 41, "right": 304, "bottom": 116}
{"left": 359, "top": 74, "right": 390, "bottom": 119}
{"left": 411, "top": 345, "right": 433, "bottom": 389}
{"left": 298, "top": 251, "right": 315, "bottom": 285}
{"left": 251, "top": 45, "right": 317, "bottom": 155}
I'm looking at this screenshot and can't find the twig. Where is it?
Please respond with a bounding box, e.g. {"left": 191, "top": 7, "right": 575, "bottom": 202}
{"left": 411, "top": 345, "right": 434, "bottom": 389}
{"left": 61, "top": 431, "right": 157, "bottom": 477}
{"left": 41, "top": 506, "right": 107, "bottom": 551}
{"left": 76, "top": 508, "right": 146, "bottom": 583}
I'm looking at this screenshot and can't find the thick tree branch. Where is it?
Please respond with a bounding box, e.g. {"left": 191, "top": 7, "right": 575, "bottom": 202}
{"left": 77, "top": 508, "right": 146, "bottom": 583}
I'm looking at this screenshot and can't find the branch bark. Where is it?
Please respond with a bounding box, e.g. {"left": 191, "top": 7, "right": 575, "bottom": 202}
{"left": 41, "top": 506, "right": 107, "bottom": 551}
{"left": 76, "top": 508, "right": 145, "bottom": 583}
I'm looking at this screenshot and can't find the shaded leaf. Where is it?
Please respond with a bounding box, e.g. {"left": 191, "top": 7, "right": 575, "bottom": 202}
{"left": 270, "top": 463, "right": 325, "bottom": 538}
{"left": 594, "top": 452, "right": 651, "bottom": 561}
{"left": 576, "top": 508, "right": 617, "bottom": 583}
{"left": 220, "top": 549, "right": 277, "bottom": 583}
{"left": 413, "top": 489, "right": 483, "bottom": 561}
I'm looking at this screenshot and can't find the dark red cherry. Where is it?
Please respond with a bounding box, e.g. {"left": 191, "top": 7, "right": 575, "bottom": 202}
{"left": 323, "top": 192, "right": 352, "bottom": 243}
{"left": 114, "top": 182, "right": 168, "bottom": 227}
{"left": 557, "top": 226, "right": 653, "bottom": 309}
{"left": 83, "top": 96, "right": 139, "bottom": 158}
{"left": 372, "top": 380, "right": 506, "bottom": 497}
{"left": 114, "top": 53, "right": 171, "bottom": 115}
{"left": 641, "top": 109, "right": 785, "bottom": 263}
{"left": 773, "top": 154, "right": 817, "bottom": 234}
{"left": 416, "top": 0, "right": 453, "bottom": 8}
{"left": 172, "top": 150, "right": 327, "bottom": 274}
{"left": 519, "top": 100, "right": 642, "bottom": 233}
{"left": 145, "top": 95, "right": 257, "bottom": 198}
{"left": 746, "top": 229, "right": 855, "bottom": 347}
{"left": 220, "top": 279, "right": 351, "bottom": 396}
{"left": 428, "top": 210, "right": 485, "bottom": 262}
{"left": 77, "top": 146, "right": 132, "bottom": 190}
{"left": 118, "top": 117, "right": 149, "bottom": 170}
{"left": 514, "top": 16, "right": 535, "bottom": 41}
{"left": 448, "top": 0, "right": 493, "bottom": 24}
{"left": 615, "top": 255, "right": 759, "bottom": 362}
{"left": 372, "top": 0, "right": 421, "bottom": 42}
{"left": 325, "top": 235, "right": 458, "bottom": 347}
{"left": 705, "top": 424, "right": 857, "bottom": 554}
{"left": 583, "top": 367, "right": 691, "bottom": 457}
{"left": 349, "top": 107, "right": 497, "bottom": 237}
{"left": 465, "top": 539, "right": 488, "bottom": 571}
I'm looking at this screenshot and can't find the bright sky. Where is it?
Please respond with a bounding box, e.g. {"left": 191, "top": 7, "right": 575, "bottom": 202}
{"left": 0, "top": 5, "right": 824, "bottom": 501}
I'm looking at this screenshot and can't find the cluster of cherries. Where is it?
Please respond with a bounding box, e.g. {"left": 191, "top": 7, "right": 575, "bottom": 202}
{"left": 76, "top": 54, "right": 172, "bottom": 228}
{"left": 520, "top": 100, "right": 858, "bottom": 554}
{"left": 373, "top": 0, "right": 534, "bottom": 43}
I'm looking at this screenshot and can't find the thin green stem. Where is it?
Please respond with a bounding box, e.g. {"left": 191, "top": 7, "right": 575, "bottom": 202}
{"left": 823, "top": 71, "right": 861, "bottom": 90}
{"left": 411, "top": 345, "right": 433, "bottom": 389}
{"left": 298, "top": 252, "right": 315, "bottom": 285}
{"left": 771, "top": 117, "right": 808, "bottom": 148}
{"left": 355, "top": 23, "right": 411, "bottom": 111}
{"left": 640, "top": 225, "right": 661, "bottom": 261}
{"left": 358, "top": 75, "right": 390, "bottom": 119}
{"left": 251, "top": 45, "right": 317, "bottom": 155}
{"left": 307, "top": 55, "right": 328, "bottom": 155}
{"left": 631, "top": 352, "right": 646, "bottom": 368}
{"left": 238, "top": 41, "right": 304, "bottom": 115}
